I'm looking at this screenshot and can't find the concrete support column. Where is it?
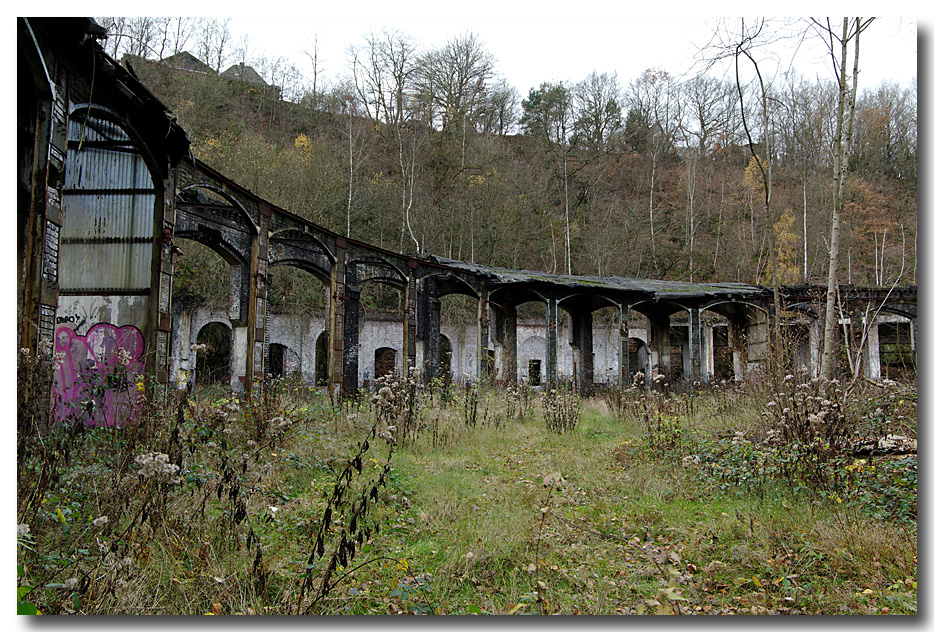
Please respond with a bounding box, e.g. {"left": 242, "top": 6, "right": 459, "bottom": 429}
{"left": 228, "top": 262, "right": 250, "bottom": 326}
{"left": 231, "top": 325, "right": 248, "bottom": 392}
{"left": 428, "top": 295, "right": 442, "bottom": 383}
{"left": 689, "top": 308, "right": 702, "bottom": 383}
{"left": 477, "top": 289, "right": 491, "bottom": 381}
{"left": 864, "top": 322, "right": 881, "bottom": 380}
{"left": 702, "top": 323, "right": 715, "bottom": 382}
{"left": 546, "top": 296, "right": 558, "bottom": 388}
{"left": 300, "top": 317, "right": 315, "bottom": 385}
{"left": 681, "top": 333, "right": 692, "bottom": 382}
{"left": 170, "top": 308, "right": 193, "bottom": 389}
{"left": 809, "top": 319, "right": 821, "bottom": 379}
{"left": 418, "top": 276, "right": 441, "bottom": 383}
{"left": 245, "top": 207, "right": 270, "bottom": 395}
{"left": 618, "top": 305, "right": 629, "bottom": 388}
{"left": 154, "top": 171, "right": 175, "bottom": 385}
{"left": 242, "top": 248, "right": 258, "bottom": 393}
{"left": 730, "top": 317, "right": 747, "bottom": 382}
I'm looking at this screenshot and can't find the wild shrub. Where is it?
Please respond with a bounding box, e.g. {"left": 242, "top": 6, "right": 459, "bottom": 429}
{"left": 17, "top": 352, "right": 404, "bottom": 615}
{"left": 541, "top": 389, "right": 579, "bottom": 434}
{"left": 832, "top": 454, "right": 917, "bottom": 526}
{"left": 461, "top": 382, "right": 480, "bottom": 428}
{"left": 240, "top": 375, "right": 304, "bottom": 443}
{"left": 695, "top": 374, "right": 917, "bottom": 531}
{"left": 599, "top": 383, "right": 625, "bottom": 422}
{"left": 296, "top": 423, "right": 398, "bottom": 613}
{"left": 760, "top": 375, "right": 848, "bottom": 450}
{"left": 504, "top": 382, "right": 532, "bottom": 422}
{"left": 370, "top": 367, "right": 424, "bottom": 445}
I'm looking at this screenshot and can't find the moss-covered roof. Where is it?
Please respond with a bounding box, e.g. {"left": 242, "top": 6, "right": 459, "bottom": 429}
{"left": 428, "top": 255, "right": 767, "bottom": 303}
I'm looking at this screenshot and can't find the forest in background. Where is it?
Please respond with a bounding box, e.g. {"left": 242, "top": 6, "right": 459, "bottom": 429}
{"left": 97, "top": 18, "right": 918, "bottom": 316}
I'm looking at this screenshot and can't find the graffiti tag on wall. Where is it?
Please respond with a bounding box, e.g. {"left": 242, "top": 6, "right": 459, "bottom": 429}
{"left": 55, "top": 299, "right": 104, "bottom": 336}
{"left": 53, "top": 323, "right": 145, "bottom": 426}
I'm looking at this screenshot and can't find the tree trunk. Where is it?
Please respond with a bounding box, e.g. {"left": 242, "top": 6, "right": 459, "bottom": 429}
{"left": 820, "top": 17, "right": 867, "bottom": 378}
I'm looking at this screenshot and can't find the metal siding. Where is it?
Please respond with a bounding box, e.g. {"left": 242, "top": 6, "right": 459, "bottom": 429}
{"left": 60, "top": 115, "right": 155, "bottom": 292}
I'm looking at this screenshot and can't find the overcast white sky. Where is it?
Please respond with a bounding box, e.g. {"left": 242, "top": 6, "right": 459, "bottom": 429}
{"left": 222, "top": 9, "right": 918, "bottom": 97}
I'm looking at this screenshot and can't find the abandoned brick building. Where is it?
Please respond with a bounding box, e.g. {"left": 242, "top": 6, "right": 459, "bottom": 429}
{"left": 18, "top": 18, "right": 916, "bottom": 424}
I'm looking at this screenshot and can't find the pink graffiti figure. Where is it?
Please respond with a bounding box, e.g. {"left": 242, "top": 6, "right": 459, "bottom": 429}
{"left": 53, "top": 324, "right": 145, "bottom": 426}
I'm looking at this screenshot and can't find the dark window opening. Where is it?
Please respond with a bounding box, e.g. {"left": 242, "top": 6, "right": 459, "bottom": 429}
{"left": 528, "top": 359, "right": 542, "bottom": 386}
{"left": 440, "top": 334, "right": 452, "bottom": 383}
{"left": 375, "top": 347, "right": 397, "bottom": 379}
{"left": 315, "top": 331, "right": 329, "bottom": 386}
{"left": 268, "top": 343, "right": 286, "bottom": 378}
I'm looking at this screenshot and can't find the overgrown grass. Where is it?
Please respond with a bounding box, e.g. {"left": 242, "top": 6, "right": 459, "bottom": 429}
{"left": 17, "top": 357, "right": 916, "bottom": 615}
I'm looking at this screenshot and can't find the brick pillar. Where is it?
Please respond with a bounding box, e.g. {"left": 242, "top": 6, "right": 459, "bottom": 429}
{"left": 245, "top": 206, "right": 270, "bottom": 396}
{"left": 423, "top": 278, "right": 442, "bottom": 382}
{"left": 571, "top": 309, "right": 594, "bottom": 395}
{"left": 342, "top": 273, "right": 360, "bottom": 395}
{"left": 329, "top": 238, "right": 347, "bottom": 400}
{"left": 546, "top": 296, "right": 558, "bottom": 388}
{"left": 404, "top": 260, "right": 419, "bottom": 378}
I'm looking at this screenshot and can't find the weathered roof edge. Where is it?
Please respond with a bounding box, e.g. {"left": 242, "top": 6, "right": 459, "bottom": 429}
{"left": 426, "top": 255, "right": 768, "bottom": 301}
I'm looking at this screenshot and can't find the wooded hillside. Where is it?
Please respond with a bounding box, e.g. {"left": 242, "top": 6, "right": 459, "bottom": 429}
{"left": 107, "top": 18, "right": 917, "bottom": 313}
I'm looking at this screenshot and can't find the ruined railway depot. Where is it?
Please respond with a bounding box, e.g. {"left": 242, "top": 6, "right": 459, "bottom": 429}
{"left": 19, "top": 19, "right": 917, "bottom": 424}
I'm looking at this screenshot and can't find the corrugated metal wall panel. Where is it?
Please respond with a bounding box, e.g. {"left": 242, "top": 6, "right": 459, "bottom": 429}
{"left": 59, "top": 114, "right": 156, "bottom": 292}
{"left": 60, "top": 193, "right": 154, "bottom": 240}
{"left": 59, "top": 242, "right": 153, "bottom": 290}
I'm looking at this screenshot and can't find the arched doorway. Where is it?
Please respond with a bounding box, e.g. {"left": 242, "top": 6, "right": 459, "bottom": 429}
{"left": 268, "top": 343, "right": 300, "bottom": 379}
{"left": 195, "top": 322, "right": 231, "bottom": 386}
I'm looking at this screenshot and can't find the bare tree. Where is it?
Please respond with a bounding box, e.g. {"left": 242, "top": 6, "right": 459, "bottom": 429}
{"left": 149, "top": 17, "right": 196, "bottom": 60}
{"left": 775, "top": 71, "right": 835, "bottom": 282}
{"left": 521, "top": 82, "right": 576, "bottom": 274}
{"left": 196, "top": 17, "right": 231, "bottom": 73}
{"left": 625, "top": 68, "right": 683, "bottom": 274}
{"left": 331, "top": 83, "right": 369, "bottom": 239}
{"left": 97, "top": 17, "right": 156, "bottom": 59}
{"left": 811, "top": 17, "right": 875, "bottom": 379}
{"left": 682, "top": 73, "right": 736, "bottom": 157}
{"left": 704, "top": 18, "right": 804, "bottom": 368}
{"left": 304, "top": 32, "right": 323, "bottom": 106}
{"left": 350, "top": 29, "right": 423, "bottom": 254}
{"left": 477, "top": 79, "right": 520, "bottom": 137}
{"left": 98, "top": 16, "right": 197, "bottom": 62}
{"left": 574, "top": 70, "right": 623, "bottom": 153}
{"left": 97, "top": 17, "right": 126, "bottom": 58}
{"left": 413, "top": 32, "right": 496, "bottom": 172}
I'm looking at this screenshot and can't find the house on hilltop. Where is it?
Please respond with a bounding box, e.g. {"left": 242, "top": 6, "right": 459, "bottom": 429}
{"left": 161, "top": 51, "right": 215, "bottom": 74}
{"left": 221, "top": 62, "right": 268, "bottom": 86}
